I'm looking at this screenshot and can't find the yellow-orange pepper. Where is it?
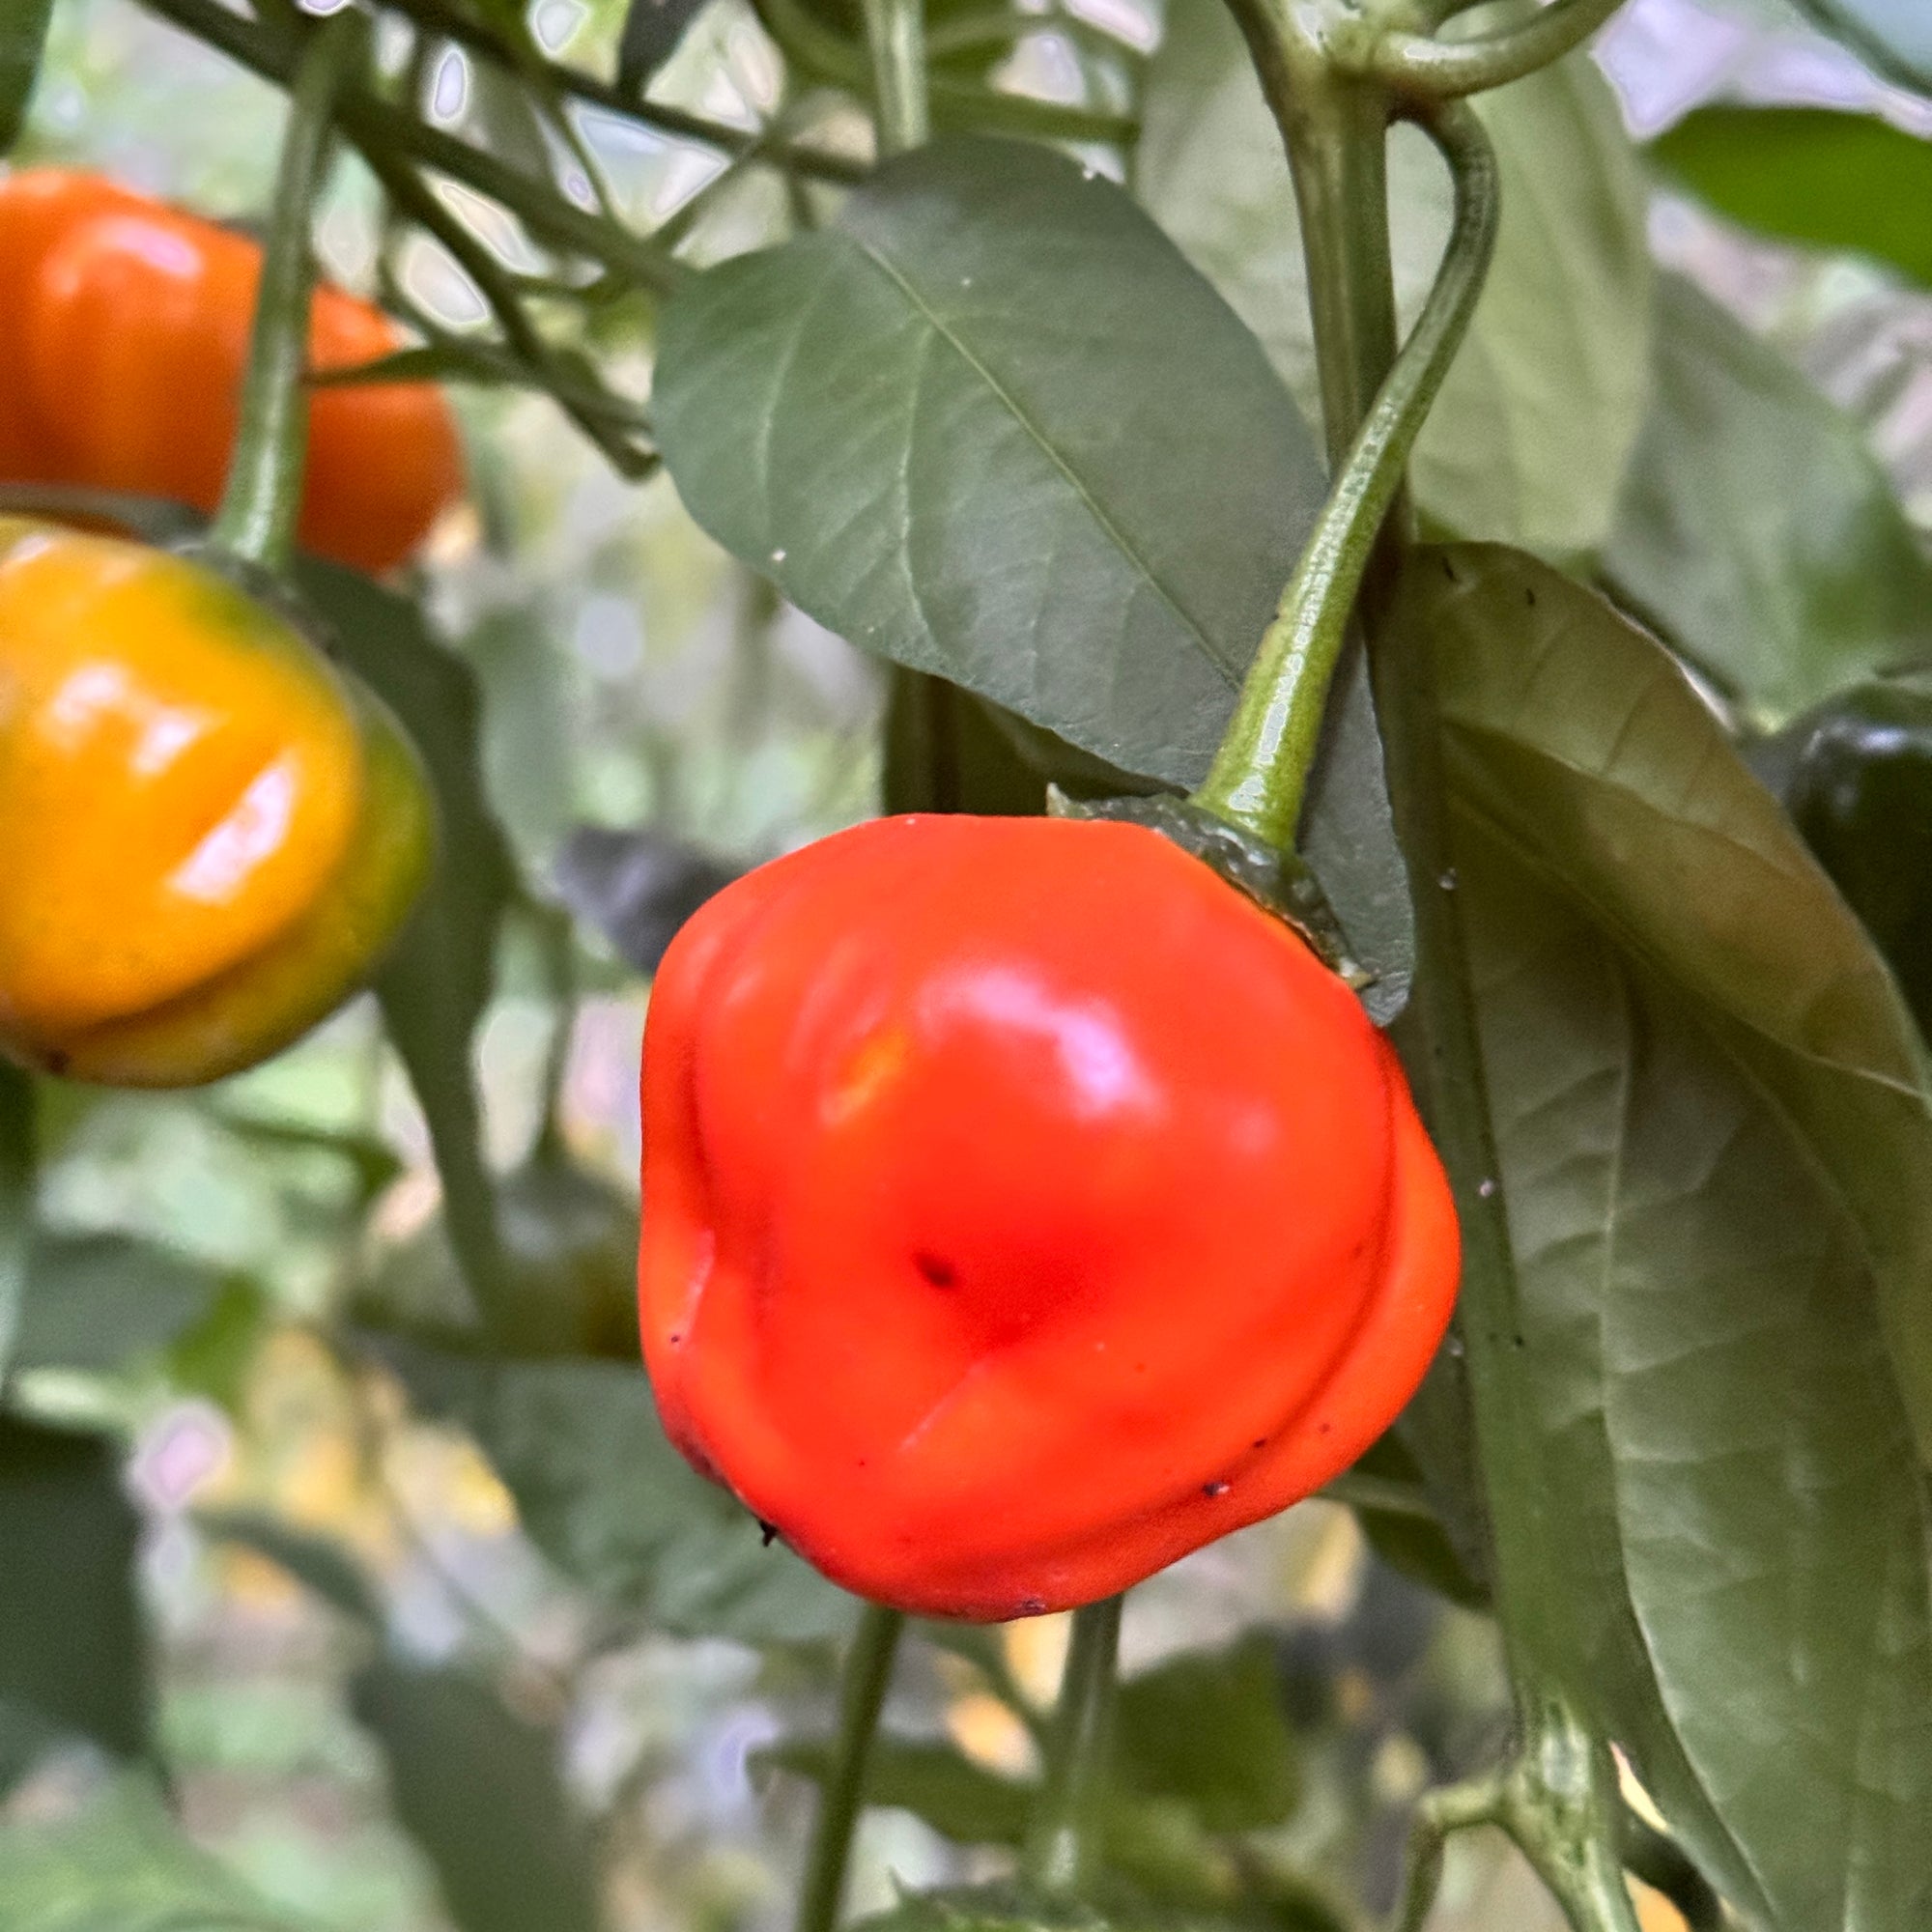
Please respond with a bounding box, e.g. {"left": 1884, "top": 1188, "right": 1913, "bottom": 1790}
{"left": 0, "top": 516, "right": 434, "bottom": 1085}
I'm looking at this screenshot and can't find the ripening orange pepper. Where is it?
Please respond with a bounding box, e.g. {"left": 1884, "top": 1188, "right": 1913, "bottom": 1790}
{"left": 638, "top": 814, "right": 1460, "bottom": 1619}
{"left": 0, "top": 170, "right": 464, "bottom": 577}
{"left": 0, "top": 516, "right": 435, "bottom": 1086}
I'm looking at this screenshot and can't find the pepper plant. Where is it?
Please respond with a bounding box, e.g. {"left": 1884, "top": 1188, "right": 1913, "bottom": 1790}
{"left": 3, "top": 0, "right": 1932, "bottom": 1928}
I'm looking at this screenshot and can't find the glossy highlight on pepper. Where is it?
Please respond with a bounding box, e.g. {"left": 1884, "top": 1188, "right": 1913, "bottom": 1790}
{"left": 638, "top": 813, "right": 1461, "bottom": 1619}
{"left": 0, "top": 516, "right": 435, "bottom": 1085}
{"left": 0, "top": 169, "right": 464, "bottom": 576}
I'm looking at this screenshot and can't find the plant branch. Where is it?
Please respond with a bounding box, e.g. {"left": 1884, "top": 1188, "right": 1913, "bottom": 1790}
{"left": 795, "top": 1605, "right": 905, "bottom": 1932}
{"left": 1344, "top": 0, "right": 1628, "bottom": 99}
{"left": 138, "top": 0, "right": 692, "bottom": 293}
{"left": 1026, "top": 1594, "right": 1124, "bottom": 1896}
{"left": 1192, "top": 94, "right": 1497, "bottom": 847}
{"left": 862, "top": 0, "right": 930, "bottom": 153}
{"left": 210, "top": 7, "right": 366, "bottom": 570}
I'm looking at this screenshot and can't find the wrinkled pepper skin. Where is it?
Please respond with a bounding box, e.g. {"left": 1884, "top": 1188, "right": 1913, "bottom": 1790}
{"left": 1778, "top": 679, "right": 1932, "bottom": 1033}
{"left": 0, "top": 517, "right": 435, "bottom": 1085}
{"left": 0, "top": 170, "right": 464, "bottom": 576}
{"left": 638, "top": 814, "right": 1460, "bottom": 1619}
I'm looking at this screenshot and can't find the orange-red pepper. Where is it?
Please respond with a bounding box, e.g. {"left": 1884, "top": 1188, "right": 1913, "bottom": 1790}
{"left": 0, "top": 169, "right": 463, "bottom": 576}
{"left": 638, "top": 814, "right": 1460, "bottom": 1619}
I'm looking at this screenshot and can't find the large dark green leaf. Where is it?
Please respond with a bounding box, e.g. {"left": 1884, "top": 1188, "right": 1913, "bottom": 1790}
{"left": 0, "top": 1417, "right": 148, "bottom": 1763}
{"left": 13, "top": 1234, "right": 221, "bottom": 1377}
{"left": 1603, "top": 275, "right": 1932, "bottom": 729}
{"left": 1138, "top": 0, "right": 1652, "bottom": 560}
{"left": 653, "top": 134, "right": 1408, "bottom": 992}
{"left": 371, "top": 1338, "right": 853, "bottom": 1643}
{"left": 1652, "top": 106, "right": 1932, "bottom": 287}
{"left": 0, "top": 0, "right": 54, "bottom": 155}
{"left": 294, "top": 561, "right": 522, "bottom": 1336}
{"left": 654, "top": 134, "right": 1322, "bottom": 790}
{"left": 1789, "top": 0, "right": 1932, "bottom": 90}
{"left": 1414, "top": 542, "right": 1932, "bottom": 1462}
{"left": 0, "top": 1775, "right": 314, "bottom": 1931}
{"left": 1385, "top": 543, "right": 1932, "bottom": 1926}
{"left": 350, "top": 1660, "right": 601, "bottom": 1932}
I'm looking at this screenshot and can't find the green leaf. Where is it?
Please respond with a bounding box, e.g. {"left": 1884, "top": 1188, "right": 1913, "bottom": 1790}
{"left": 0, "top": 1417, "right": 148, "bottom": 1763}
{"left": 1602, "top": 277, "right": 1932, "bottom": 727}
{"left": 654, "top": 134, "right": 1323, "bottom": 792}
{"left": 349, "top": 1660, "right": 602, "bottom": 1932}
{"left": 1112, "top": 1635, "right": 1296, "bottom": 1833}
{"left": 1416, "top": 542, "right": 1932, "bottom": 1464}
{"left": 0, "top": 1774, "right": 316, "bottom": 1931}
{"left": 1788, "top": 0, "right": 1932, "bottom": 90}
{"left": 761, "top": 1737, "right": 1033, "bottom": 1845}
{"left": 1385, "top": 542, "right": 1932, "bottom": 1926}
{"left": 1652, "top": 106, "right": 1932, "bottom": 287}
{"left": 369, "top": 1337, "right": 854, "bottom": 1643}
{"left": 616, "top": 0, "right": 712, "bottom": 90}
{"left": 196, "top": 1507, "right": 384, "bottom": 1628}
{"left": 14, "top": 1234, "right": 221, "bottom": 1377}
{"left": 0, "top": 0, "right": 54, "bottom": 155}
{"left": 1138, "top": 0, "right": 1652, "bottom": 560}
{"left": 293, "top": 561, "right": 522, "bottom": 1337}
{"left": 653, "top": 134, "right": 1408, "bottom": 991}
{"left": 0, "top": 1065, "right": 31, "bottom": 1381}
{"left": 848, "top": 1885, "right": 1104, "bottom": 1932}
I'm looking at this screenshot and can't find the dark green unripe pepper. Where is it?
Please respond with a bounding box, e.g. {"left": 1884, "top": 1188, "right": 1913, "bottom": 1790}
{"left": 1763, "top": 677, "right": 1932, "bottom": 1031}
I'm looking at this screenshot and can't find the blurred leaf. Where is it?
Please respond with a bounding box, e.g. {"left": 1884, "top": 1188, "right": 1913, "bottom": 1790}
{"left": 0, "top": 1774, "right": 314, "bottom": 1930}
{"left": 0, "top": 1065, "right": 30, "bottom": 1380}
{"left": 1602, "top": 275, "right": 1932, "bottom": 727}
{"left": 468, "top": 606, "right": 577, "bottom": 861}
{"left": 762, "top": 1737, "right": 1033, "bottom": 1844}
{"left": 370, "top": 1337, "right": 854, "bottom": 1642}
{"left": 164, "top": 1275, "right": 271, "bottom": 1412}
{"left": 1788, "top": 0, "right": 1932, "bottom": 90}
{"left": 350, "top": 1659, "right": 601, "bottom": 1932}
{"left": 1388, "top": 542, "right": 1932, "bottom": 1926}
{"left": 848, "top": 1885, "right": 1104, "bottom": 1932}
{"left": 617, "top": 0, "right": 712, "bottom": 89}
{"left": 1339, "top": 1432, "right": 1489, "bottom": 1611}
{"left": 655, "top": 135, "right": 1409, "bottom": 994}
{"left": 197, "top": 1507, "right": 384, "bottom": 1628}
{"left": 360, "top": 1145, "right": 640, "bottom": 1359}
{"left": 0, "top": 0, "right": 54, "bottom": 155}
{"left": 1113, "top": 1635, "right": 1296, "bottom": 1833}
{"left": 1652, "top": 106, "right": 1932, "bottom": 285}
{"left": 553, "top": 824, "right": 740, "bottom": 976}
{"left": 294, "top": 560, "right": 522, "bottom": 1338}
{"left": 13, "top": 1233, "right": 220, "bottom": 1377}
{"left": 0, "top": 1417, "right": 147, "bottom": 1762}
{"left": 1138, "top": 0, "right": 1652, "bottom": 560}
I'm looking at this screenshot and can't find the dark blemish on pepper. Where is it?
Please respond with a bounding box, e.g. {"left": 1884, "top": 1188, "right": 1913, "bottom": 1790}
{"left": 668, "top": 1331, "right": 683, "bottom": 1346}
{"left": 1317, "top": 1422, "right": 1332, "bottom": 1435}
{"left": 914, "top": 1251, "right": 957, "bottom": 1288}
{"left": 759, "top": 1520, "right": 780, "bottom": 1548}
{"left": 1203, "top": 1480, "right": 1229, "bottom": 1498}
{"left": 1017, "top": 1597, "right": 1047, "bottom": 1617}
{"left": 1251, "top": 1438, "right": 1266, "bottom": 1450}
{"left": 1525, "top": 586, "right": 1537, "bottom": 609}
{"left": 44, "top": 1049, "right": 68, "bottom": 1075}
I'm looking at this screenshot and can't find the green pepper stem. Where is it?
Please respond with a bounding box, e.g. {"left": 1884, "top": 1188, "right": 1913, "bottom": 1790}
{"left": 794, "top": 1604, "right": 905, "bottom": 1932}
{"left": 1190, "top": 98, "right": 1499, "bottom": 851}
{"left": 861, "top": 0, "right": 930, "bottom": 154}
{"left": 1350, "top": 0, "right": 1628, "bottom": 99}
{"left": 208, "top": 7, "right": 367, "bottom": 574}
{"left": 1026, "top": 1594, "right": 1124, "bottom": 1896}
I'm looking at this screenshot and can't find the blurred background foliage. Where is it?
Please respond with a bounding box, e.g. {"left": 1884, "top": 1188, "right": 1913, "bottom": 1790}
{"left": 5, "top": 0, "right": 1932, "bottom": 1926}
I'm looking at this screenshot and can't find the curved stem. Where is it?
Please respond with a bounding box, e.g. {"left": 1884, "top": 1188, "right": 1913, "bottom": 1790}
{"left": 1026, "top": 1595, "right": 1124, "bottom": 1896}
{"left": 1192, "top": 98, "right": 1498, "bottom": 850}
{"left": 209, "top": 7, "right": 366, "bottom": 571}
{"left": 1349, "top": 0, "right": 1627, "bottom": 99}
{"left": 795, "top": 1605, "right": 905, "bottom": 1932}
{"left": 862, "top": 0, "right": 930, "bottom": 153}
